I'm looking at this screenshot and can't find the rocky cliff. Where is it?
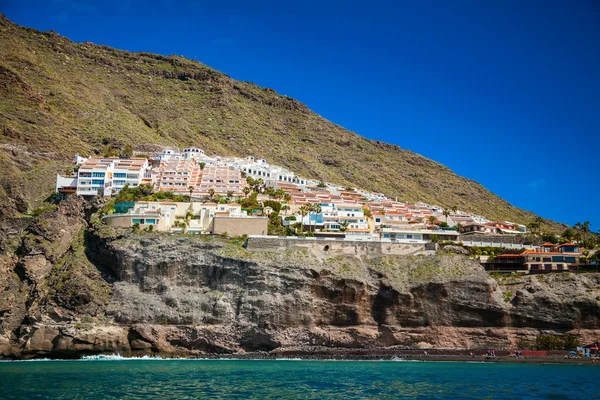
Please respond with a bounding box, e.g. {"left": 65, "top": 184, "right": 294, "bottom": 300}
{"left": 1, "top": 197, "right": 598, "bottom": 359}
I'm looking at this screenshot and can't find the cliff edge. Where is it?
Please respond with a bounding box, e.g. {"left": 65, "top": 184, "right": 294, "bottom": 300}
{"left": 0, "top": 197, "right": 598, "bottom": 359}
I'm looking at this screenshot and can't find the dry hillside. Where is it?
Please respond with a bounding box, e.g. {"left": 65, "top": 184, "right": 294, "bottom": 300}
{"left": 0, "top": 15, "right": 559, "bottom": 229}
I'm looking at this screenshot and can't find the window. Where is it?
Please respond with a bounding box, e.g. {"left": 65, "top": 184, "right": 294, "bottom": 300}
{"left": 92, "top": 179, "right": 104, "bottom": 185}
{"left": 92, "top": 172, "right": 105, "bottom": 177}
{"left": 145, "top": 219, "right": 156, "bottom": 224}
{"left": 114, "top": 173, "right": 126, "bottom": 178}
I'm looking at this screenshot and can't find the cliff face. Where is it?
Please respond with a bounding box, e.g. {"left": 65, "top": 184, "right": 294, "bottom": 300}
{"left": 1, "top": 197, "right": 598, "bottom": 359}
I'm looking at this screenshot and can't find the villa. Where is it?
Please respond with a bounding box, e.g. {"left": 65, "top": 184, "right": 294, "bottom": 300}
{"left": 103, "top": 201, "right": 267, "bottom": 236}
{"left": 485, "top": 243, "right": 582, "bottom": 272}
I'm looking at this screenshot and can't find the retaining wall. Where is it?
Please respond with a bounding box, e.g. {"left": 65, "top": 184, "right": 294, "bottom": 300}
{"left": 246, "top": 236, "right": 427, "bottom": 256}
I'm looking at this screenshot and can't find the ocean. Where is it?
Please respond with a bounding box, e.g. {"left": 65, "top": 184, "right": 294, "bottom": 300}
{"left": 0, "top": 357, "right": 595, "bottom": 399}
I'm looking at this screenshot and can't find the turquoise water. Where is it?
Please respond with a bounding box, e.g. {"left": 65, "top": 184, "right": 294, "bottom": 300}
{"left": 0, "top": 359, "right": 596, "bottom": 399}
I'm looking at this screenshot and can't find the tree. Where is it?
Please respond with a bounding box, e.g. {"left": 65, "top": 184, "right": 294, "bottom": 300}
{"left": 561, "top": 228, "right": 575, "bottom": 242}
{"left": 208, "top": 188, "right": 215, "bottom": 199}
{"left": 317, "top": 182, "right": 326, "bottom": 188}
{"left": 581, "top": 250, "right": 590, "bottom": 264}
{"left": 198, "top": 162, "right": 206, "bottom": 170}
{"left": 265, "top": 187, "right": 275, "bottom": 197}
{"left": 451, "top": 205, "right": 458, "bottom": 214}
{"left": 315, "top": 204, "right": 322, "bottom": 225}
{"left": 243, "top": 186, "right": 251, "bottom": 198}
{"left": 541, "top": 232, "right": 558, "bottom": 244}
{"left": 299, "top": 206, "right": 308, "bottom": 232}
{"left": 281, "top": 204, "right": 290, "bottom": 216}
{"left": 528, "top": 217, "right": 543, "bottom": 236}
{"left": 305, "top": 203, "right": 315, "bottom": 229}
{"left": 253, "top": 178, "right": 264, "bottom": 192}
{"left": 427, "top": 216, "right": 438, "bottom": 225}
{"left": 443, "top": 208, "right": 450, "bottom": 223}
{"left": 188, "top": 186, "right": 194, "bottom": 202}
{"left": 283, "top": 193, "right": 292, "bottom": 203}
{"left": 455, "top": 222, "right": 463, "bottom": 233}
{"left": 246, "top": 176, "right": 255, "bottom": 188}
{"left": 275, "top": 188, "right": 285, "bottom": 200}
{"left": 185, "top": 211, "right": 194, "bottom": 226}
{"left": 227, "top": 190, "right": 234, "bottom": 200}
{"left": 362, "top": 206, "right": 372, "bottom": 218}
{"left": 339, "top": 220, "right": 349, "bottom": 232}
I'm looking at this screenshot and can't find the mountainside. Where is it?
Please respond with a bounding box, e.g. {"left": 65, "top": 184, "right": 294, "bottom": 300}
{"left": 1, "top": 197, "right": 599, "bottom": 359}
{"left": 0, "top": 15, "right": 557, "bottom": 229}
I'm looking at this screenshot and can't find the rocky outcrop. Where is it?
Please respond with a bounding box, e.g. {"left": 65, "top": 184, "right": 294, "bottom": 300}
{"left": 1, "top": 200, "right": 599, "bottom": 359}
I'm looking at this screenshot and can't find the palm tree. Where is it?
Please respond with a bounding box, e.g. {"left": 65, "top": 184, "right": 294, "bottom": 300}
{"left": 185, "top": 211, "right": 194, "bottom": 226}
{"left": 254, "top": 178, "right": 264, "bottom": 192}
{"left": 573, "top": 230, "right": 583, "bottom": 244}
{"left": 243, "top": 186, "right": 251, "bottom": 198}
{"left": 339, "top": 220, "right": 349, "bottom": 232}
{"left": 427, "top": 216, "right": 438, "bottom": 226}
{"left": 208, "top": 188, "right": 215, "bottom": 200}
{"left": 282, "top": 205, "right": 290, "bottom": 216}
{"left": 283, "top": 193, "right": 292, "bottom": 203}
{"left": 305, "top": 203, "right": 315, "bottom": 230}
{"left": 227, "top": 190, "right": 234, "bottom": 200}
{"left": 455, "top": 222, "right": 463, "bottom": 233}
{"left": 299, "top": 206, "right": 308, "bottom": 232}
{"left": 443, "top": 208, "right": 450, "bottom": 223}
{"left": 451, "top": 205, "right": 458, "bottom": 214}
{"left": 188, "top": 186, "right": 194, "bottom": 203}
{"left": 315, "top": 204, "right": 322, "bottom": 227}
{"left": 275, "top": 188, "right": 285, "bottom": 200}
{"left": 582, "top": 221, "right": 591, "bottom": 239}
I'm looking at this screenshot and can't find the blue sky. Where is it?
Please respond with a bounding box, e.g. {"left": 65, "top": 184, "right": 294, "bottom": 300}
{"left": 2, "top": 0, "right": 599, "bottom": 230}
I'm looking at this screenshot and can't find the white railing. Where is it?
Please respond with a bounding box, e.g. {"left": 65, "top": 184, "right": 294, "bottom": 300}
{"left": 247, "top": 235, "right": 426, "bottom": 244}
{"left": 246, "top": 235, "right": 533, "bottom": 248}
{"left": 461, "top": 241, "right": 536, "bottom": 250}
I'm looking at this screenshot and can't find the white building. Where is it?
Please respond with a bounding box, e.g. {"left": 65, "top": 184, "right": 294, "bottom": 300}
{"left": 154, "top": 149, "right": 181, "bottom": 163}
{"left": 112, "top": 158, "right": 151, "bottom": 193}
{"left": 74, "top": 154, "right": 88, "bottom": 165}
{"left": 182, "top": 147, "right": 204, "bottom": 161}
{"left": 76, "top": 158, "right": 117, "bottom": 196}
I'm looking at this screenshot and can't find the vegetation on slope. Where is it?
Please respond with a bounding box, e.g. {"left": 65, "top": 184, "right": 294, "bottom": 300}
{"left": 0, "top": 14, "right": 561, "bottom": 230}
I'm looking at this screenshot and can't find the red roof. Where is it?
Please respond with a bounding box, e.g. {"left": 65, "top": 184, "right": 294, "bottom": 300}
{"left": 542, "top": 242, "right": 555, "bottom": 247}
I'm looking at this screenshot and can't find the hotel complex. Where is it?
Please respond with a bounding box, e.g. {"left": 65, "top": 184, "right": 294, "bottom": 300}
{"left": 55, "top": 146, "right": 585, "bottom": 273}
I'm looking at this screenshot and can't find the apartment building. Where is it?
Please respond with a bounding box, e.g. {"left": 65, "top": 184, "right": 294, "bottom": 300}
{"left": 112, "top": 158, "right": 150, "bottom": 193}
{"left": 153, "top": 159, "right": 202, "bottom": 193}
{"left": 76, "top": 158, "right": 117, "bottom": 196}
{"left": 197, "top": 166, "right": 244, "bottom": 197}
